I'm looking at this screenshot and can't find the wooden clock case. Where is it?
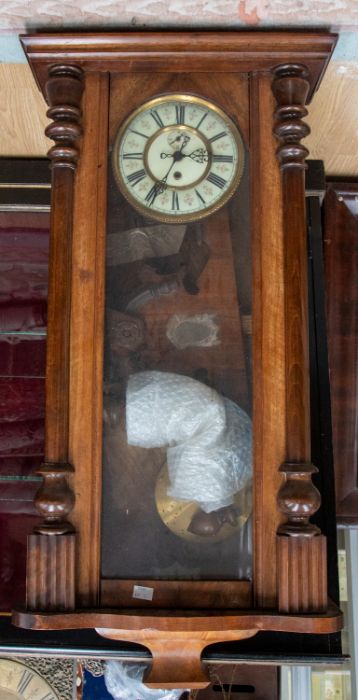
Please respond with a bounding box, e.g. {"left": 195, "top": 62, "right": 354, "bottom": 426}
{"left": 13, "top": 31, "right": 343, "bottom": 687}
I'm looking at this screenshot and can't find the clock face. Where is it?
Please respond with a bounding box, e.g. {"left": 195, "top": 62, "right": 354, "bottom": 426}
{"left": 0, "top": 659, "right": 59, "bottom": 700}
{"left": 112, "top": 94, "right": 245, "bottom": 223}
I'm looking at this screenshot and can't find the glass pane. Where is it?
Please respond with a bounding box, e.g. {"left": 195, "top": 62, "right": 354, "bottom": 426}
{"left": 101, "top": 94, "right": 252, "bottom": 582}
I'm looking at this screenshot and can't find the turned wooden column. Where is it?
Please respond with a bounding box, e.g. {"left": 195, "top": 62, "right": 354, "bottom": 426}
{"left": 272, "top": 64, "right": 327, "bottom": 613}
{"left": 27, "top": 65, "right": 84, "bottom": 611}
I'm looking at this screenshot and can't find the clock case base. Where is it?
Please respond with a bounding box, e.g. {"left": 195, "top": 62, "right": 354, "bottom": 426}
{"left": 13, "top": 603, "right": 342, "bottom": 689}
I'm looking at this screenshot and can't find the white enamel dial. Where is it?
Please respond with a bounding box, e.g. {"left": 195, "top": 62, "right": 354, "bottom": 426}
{"left": 0, "top": 659, "right": 59, "bottom": 700}
{"left": 112, "top": 95, "right": 245, "bottom": 223}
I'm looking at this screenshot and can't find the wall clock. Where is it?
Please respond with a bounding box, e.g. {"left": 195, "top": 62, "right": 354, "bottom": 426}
{"left": 112, "top": 94, "right": 244, "bottom": 223}
{"left": 13, "top": 31, "right": 342, "bottom": 688}
{"left": 0, "top": 659, "right": 59, "bottom": 700}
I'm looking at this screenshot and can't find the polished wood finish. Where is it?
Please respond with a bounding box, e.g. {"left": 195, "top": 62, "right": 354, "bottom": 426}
{"left": 27, "top": 534, "right": 75, "bottom": 611}
{"left": 276, "top": 462, "right": 321, "bottom": 537}
{"left": 25, "top": 64, "right": 84, "bottom": 611}
{"left": 40, "top": 63, "right": 84, "bottom": 529}
{"left": 324, "top": 184, "right": 358, "bottom": 524}
{"left": 16, "top": 32, "right": 341, "bottom": 685}
{"left": 13, "top": 603, "right": 343, "bottom": 634}
{"left": 250, "top": 73, "right": 286, "bottom": 608}
{"left": 101, "top": 579, "right": 252, "bottom": 609}
{"left": 20, "top": 32, "right": 337, "bottom": 102}
{"left": 69, "top": 72, "right": 109, "bottom": 606}
{"left": 272, "top": 64, "right": 327, "bottom": 611}
{"left": 13, "top": 603, "right": 342, "bottom": 687}
{"left": 272, "top": 63, "right": 311, "bottom": 466}
{"left": 277, "top": 534, "right": 327, "bottom": 613}
{"left": 97, "top": 629, "right": 257, "bottom": 689}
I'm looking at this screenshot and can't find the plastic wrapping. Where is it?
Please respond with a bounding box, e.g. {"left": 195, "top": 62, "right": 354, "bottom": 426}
{"left": 104, "top": 661, "right": 185, "bottom": 700}
{"left": 126, "top": 371, "right": 252, "bottom": 513}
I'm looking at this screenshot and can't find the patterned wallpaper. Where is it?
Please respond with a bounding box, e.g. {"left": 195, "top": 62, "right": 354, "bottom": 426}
{"left": 0, "top": 0, "right": 357, "bottom": 33}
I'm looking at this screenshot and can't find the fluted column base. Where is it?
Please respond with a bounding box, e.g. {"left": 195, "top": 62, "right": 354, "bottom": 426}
{"left": 277, "top": 534, "right": 327, "bottom": 613}
{"left": 26, "top": 533, "right": 76, "bottom": 611}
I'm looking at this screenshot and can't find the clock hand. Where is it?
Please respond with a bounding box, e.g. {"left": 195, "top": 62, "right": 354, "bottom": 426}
{"left": 148, "top": 135, "right": 191, "bottom": 206}
{"left": 146, "top": 151, "right": 180, "bottom": 205}
{"left": 160, "top": 146, "right": 208, "bottom": 163}
{"left": 145, "top": 177, "right": 168, "bottom": 206}
{"left": 187, "top": 148, "right": 209, "bottom": 163}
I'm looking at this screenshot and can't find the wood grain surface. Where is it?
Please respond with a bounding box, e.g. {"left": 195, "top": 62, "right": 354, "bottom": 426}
{"left": 324, "top": 183, "right": 358, "bottom": 523}
{"left": 20, "top": 31, "right": 336, "bottom": 101}
{"left": 101, "top": 579, "right": 252, "bottom": 609}
{"left": 250, "top": 73, "right": 286, "bottom": 608}
{"left": 69, "top": 72, "right": 109, "bottom": 606}
{"left": 11, "top": 32, "right": 343, "bottom": 679}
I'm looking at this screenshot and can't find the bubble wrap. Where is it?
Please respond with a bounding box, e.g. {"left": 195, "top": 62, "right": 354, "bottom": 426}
{"left": 126, "top": 371, "right": 252, "bottom": 513}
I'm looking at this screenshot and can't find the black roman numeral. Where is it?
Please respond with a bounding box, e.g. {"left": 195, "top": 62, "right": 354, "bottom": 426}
{"left": 127, "top": 169, "right": 146, "bottom": 186}
{"left": 195, "top": 189, "right": 206, "bottom": 205}
{"left": 17, "top": 670, "right": 34, "bottom": 694}
{"left": 150, "top": 110, "right": 164, "bottom": 128}
{"left": 212, "top": 155, "right": 233, "bottom": 163}
{"left": 129, "top": 128, "right": 149, "bottom": 140}
{"left": 123, "top": 152, "right": 143, "bottom": 159}
{"left": 40, "top": 693, "right": 56, "bottom": 700}
{"left": 145, "top": 184, "right": 159, "bottom": 206}
{"left": 208, "top": 131, "right": 227, "bottom": 143}
{"left": 175, "top": 104, "right": 186, "bottom": 125}
{"left": 171, "top": 191, "right": 180, "bottom": 210}
{"left": 196, "top": 112, "right": 208, "bottom": 129}
{"left": 206, "top": 172, "right": 227, "bottom": 189}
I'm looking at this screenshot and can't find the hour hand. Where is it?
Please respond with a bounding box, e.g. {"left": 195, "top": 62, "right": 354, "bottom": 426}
{"left": 188, "top": 148, "right": 209, "bottom": 163}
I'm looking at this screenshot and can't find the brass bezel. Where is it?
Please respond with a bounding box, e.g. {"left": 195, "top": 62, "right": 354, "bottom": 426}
{"left": 112, "top": 94, "right": 245, "bottom": 224}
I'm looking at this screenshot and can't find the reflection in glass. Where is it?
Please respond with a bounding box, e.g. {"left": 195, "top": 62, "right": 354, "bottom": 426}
{"left": 102, "top": 151, "right": 252, "bottom": 581}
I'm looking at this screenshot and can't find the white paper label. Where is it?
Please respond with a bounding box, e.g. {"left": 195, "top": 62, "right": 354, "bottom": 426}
{"left": 132, "top": 585, "right": 154, "bottom": 601}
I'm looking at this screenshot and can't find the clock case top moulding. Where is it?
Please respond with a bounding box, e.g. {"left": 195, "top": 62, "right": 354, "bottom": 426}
{"left": 13, "top": 31, "right": 342, "bottom": 688}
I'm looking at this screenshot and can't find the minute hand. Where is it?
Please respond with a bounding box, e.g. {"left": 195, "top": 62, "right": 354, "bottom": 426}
{"left": 145, "top": 157, "right": 177, "bottom": 207}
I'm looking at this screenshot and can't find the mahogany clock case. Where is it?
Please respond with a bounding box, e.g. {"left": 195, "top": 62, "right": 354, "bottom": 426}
{"left": 0, "top": 158, "right": 341, "bottom": 660}
{"left": 12, "top": 33, "right": 343, "bottom": 684}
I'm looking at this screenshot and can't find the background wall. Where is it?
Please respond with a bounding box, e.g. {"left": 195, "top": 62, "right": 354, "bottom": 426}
{"left": 0, "top": 0, "right": 357, "bottom": 175}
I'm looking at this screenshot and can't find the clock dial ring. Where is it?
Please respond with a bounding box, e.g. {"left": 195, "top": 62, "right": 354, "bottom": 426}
{"left": 112, "top": 93, "right": 245, "bottom": 224}
{"left": 144, "top": 124, "right": 212, "bottom": 191}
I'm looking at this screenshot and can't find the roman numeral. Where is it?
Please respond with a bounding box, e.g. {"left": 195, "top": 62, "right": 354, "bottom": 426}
{"left": 171, "top": 191, "right": 180, "bottom": 210}
{"left": 40, "top": 693, "right": 56, "bottom": 700}
{"left": 127, "top": 169, "right": 146, "bottom": 186}
{"left": 208, "top": 131, "right": 227, "bottom": 143}
{"left": 196, "top": 112, "right": 208, "bottom": 129}
{"left": 150, "top": 110, "right": 164, "bottom": 128}
{"left": 17, "top": 670, "right": 34, "bottom": 694}
{"left": 129, "top": 128, "right": 149, "bottom": 140}
{"left": 145, "top": 184, "right": 160, "bottom": 206}
{"left": 206, "top": 172, "right": 227, "bottom": 189}
{"left": 123, "top": 152, "right": 143, "bottom": 159}
{"left": 212, "top": 154, "right": 233, "bottom": 163}
{"left": 175, "top": 104, "right": 186, "bottom": 125}
{"left": 195, "top": 189, "right": 206, "bottom": 205}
